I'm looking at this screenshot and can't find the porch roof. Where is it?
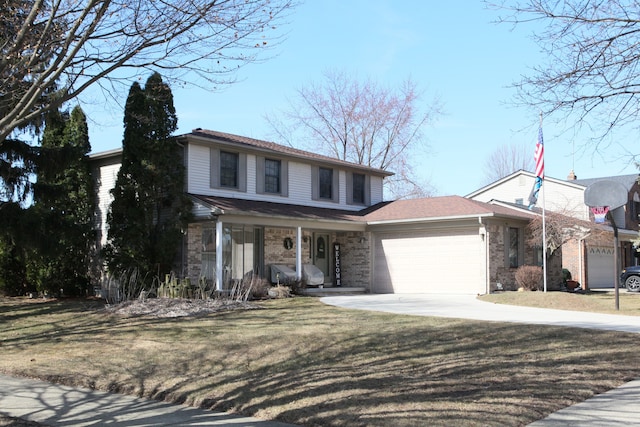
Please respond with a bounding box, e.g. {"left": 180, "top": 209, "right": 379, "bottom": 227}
{"left": 190, "top": 194, "right": 376, "bottom": 224}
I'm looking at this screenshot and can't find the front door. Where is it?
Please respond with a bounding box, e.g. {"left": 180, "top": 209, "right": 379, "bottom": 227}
{"left": 313, "top": 233, "right": 330, "bottom": 283}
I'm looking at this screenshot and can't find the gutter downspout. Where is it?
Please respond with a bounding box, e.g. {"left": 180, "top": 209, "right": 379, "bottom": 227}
{"left": 479, "top": 216, "right": 489, "bottom": 294}
{"left": 296, "top": 227, "right": 303, "bottom": 283}
{"left": 215, "top": 220, "right": 223, "bottom": 291}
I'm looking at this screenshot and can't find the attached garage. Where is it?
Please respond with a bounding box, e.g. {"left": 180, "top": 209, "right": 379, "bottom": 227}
{"left": 372, "top": 227, "right": 485, "bottom": 294}
{"left": 587, "top": 246, "right": 615, "bottom": 288}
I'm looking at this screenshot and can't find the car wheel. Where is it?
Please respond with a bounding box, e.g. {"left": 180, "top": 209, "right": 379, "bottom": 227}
{"left": 625, "top": 275, "right": 640, "bottom": 292}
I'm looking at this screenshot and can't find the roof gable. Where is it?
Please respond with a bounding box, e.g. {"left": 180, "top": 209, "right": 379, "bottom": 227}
{"left": 465, "top": 170, "right": 586, "bottom": 199}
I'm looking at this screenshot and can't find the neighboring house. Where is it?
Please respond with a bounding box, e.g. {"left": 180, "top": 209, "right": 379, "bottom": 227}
{"left": 466, "top": 170, "right": 640, "bottom": 289}
{"left": 90, "top": 129, "right": 561, "bottom": 295}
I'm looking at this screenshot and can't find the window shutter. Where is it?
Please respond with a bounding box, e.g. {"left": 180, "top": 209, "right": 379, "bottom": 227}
{"left": 311, "top": 166, "right": 319, "bottom": 200}
{"left": 256, "top": 156, "right": 265, "bottom": 194}
{"left": 364, "top": 174, "right": 371, "bottom": 206}
{"left": 332, "top": 168, "right": 339, "bottom": 203}
{"left": 210, "top": 148, "right": 220, "bottom": 188}
{"left": 281, "top": 160, "right": 289, "bottom": 197}
{"left": 238, "top": 153, "right": 247, "bottom": 192}
{"left": 346, "top": 172, "right": 354, "bottom": 205}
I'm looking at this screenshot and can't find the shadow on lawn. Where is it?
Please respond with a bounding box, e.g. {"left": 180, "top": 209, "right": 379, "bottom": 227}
{"left": 2, "top": 298, "right": 640, "bottom": 427}
{"left": 188, "top": 321, "right": 639, "bottom": 426}
{"left": 117, "top": 305, "right": 640, "bottom": 426}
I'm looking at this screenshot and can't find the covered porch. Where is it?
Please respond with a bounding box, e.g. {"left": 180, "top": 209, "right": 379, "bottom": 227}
{"left": 186, "top": 195, "right": 371, "bottom": 293}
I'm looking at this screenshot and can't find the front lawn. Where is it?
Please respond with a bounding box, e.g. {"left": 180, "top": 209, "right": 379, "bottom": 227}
{"left": 479, "top": 289, "right": 640, "bottom": 315}
{"left": 1, "top": 296, "right": 639, "bottom": 426}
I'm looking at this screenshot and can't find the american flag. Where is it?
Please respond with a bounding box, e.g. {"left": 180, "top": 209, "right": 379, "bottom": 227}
{"left": 528, "top": 126, "right": 544, "bottom": 208}
{"left": 534, "top": 126, "right": 544, "bottom": 179}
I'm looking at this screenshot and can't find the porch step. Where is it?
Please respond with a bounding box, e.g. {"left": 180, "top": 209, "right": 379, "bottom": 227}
{"left": 300, "top": 286, "right": 367, "bottom": 297}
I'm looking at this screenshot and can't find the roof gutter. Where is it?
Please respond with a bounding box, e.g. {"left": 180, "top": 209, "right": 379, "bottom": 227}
{"left": 366, "top": 213, "right": 496, "bottom": 226}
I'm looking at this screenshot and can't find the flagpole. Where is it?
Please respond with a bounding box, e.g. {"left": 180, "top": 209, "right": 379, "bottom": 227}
{"left": 540, "top": 113, "right": 548, "bottom": 292}
{"left": 528, "top": 113, "right": 547, "bottom": 291}
{"left": 542, "top": 176, "right": 547, "bottom": 292}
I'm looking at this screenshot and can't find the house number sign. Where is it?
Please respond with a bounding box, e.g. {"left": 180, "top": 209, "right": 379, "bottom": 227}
{"left": 333, "top": 243, "right": 342, "bottom": 287}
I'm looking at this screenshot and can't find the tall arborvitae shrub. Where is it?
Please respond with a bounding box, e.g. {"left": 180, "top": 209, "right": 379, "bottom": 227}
{"left": 29, "top": 106, "right": 95, "bottom": 296}
{"left": 105, "top": 73, "right": 191, "bottom": 286}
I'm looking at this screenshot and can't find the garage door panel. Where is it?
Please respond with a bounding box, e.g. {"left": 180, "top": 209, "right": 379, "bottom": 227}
{"left": 373, "top": 229, "right": 482, "bottom": 294}
{"left": 587, "top": 246, "right": 614, "bottom": 288}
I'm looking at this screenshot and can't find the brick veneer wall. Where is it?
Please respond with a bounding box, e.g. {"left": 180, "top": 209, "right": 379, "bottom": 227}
{"left": 186, "top": 223, "right": 370, "bottom": 289}
{"left": 333, "top": 231, "right": 370, "bottom": 289}
{"left": 487, "top": 223, "right": 562, "bottom": 292}
{"left": 186, "top": 223, "right": 204, "bottom": 283}
{"left": 561, "top": 239, "right": 583, "bottom": 286}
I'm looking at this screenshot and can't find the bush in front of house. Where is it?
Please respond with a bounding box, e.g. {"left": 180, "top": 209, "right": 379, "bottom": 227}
{"left": 515, "top": 265, "right": 543, "bottom": 291}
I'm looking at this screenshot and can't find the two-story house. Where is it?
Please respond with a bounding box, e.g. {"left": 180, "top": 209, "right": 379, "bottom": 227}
{"left": 91, "top": 129, "right": 555, "bottom": 295}
{"left": 467, "top": 170, "right": 640, "bottom": 289}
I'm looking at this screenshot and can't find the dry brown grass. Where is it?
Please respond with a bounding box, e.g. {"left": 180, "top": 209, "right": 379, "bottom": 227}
{"left": 1, "top": 295, "right": 640, "bottom": 426}
{"left": 479, "top": 289, "right": 640, "bottom": 315}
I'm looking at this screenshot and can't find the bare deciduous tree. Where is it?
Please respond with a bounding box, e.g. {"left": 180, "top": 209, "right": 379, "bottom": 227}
{"left": 483, "top": 142, "right": 534, "bottom": 184}
{"left": 1, "top": 0, "right": 295, "bottom": 143}
{"left": 493, "top": 1, "right": 640, "bottom": 144}
{"left": 527, "top": 209, "right": 609, "bottom": 255}
{"left": 267, "top": 69, "right": 441, "bottom": 199}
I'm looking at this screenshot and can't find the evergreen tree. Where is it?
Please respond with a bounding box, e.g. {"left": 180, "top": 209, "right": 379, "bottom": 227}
{"left": 105, "top": 73, "right": 191, "bottom": 283}
{"left": 29, "top": 106, "right": 95, "bottom": 296}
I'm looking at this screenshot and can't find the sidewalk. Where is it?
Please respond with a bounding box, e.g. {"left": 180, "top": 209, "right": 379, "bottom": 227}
{"left": 527, "top": 378, "right": 640, "bottom": 426}
{"left": 0, "top": 374, "right": 297, "bottom": 427}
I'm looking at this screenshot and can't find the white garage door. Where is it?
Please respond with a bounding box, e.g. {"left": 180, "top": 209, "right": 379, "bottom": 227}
{"left": 373, "top": 228, "right": 483, "bottom": 294}
{"left": 587, "top": 246, "right": 614, "bottom": 288}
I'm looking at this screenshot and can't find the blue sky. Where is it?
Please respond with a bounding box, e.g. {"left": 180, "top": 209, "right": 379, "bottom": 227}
{"left": 82, "top": 1, "right": 640, "bottom": 197}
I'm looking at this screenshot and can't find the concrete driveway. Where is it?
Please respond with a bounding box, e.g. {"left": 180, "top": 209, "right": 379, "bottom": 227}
{"left": 321, "top": 293, "right": 640, "bottom": 426}
{"left": 321, "top": 293, "right": 640, "bottom": 334}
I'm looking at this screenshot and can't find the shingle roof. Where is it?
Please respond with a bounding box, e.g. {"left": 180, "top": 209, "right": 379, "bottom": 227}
{"left": 185, "top": 128, "right": 393, "bottom": 177}
{"left": 191, "top": 194, "right": 536, "bottom": 224}
{"left": 364, "top": 196, "right": 536, "bottom": 222}
{"left": 190, "top": 194, "right": 372, "bottom": 222}
{"left": 572, "top": 173, "right": 639, "bottom": 190}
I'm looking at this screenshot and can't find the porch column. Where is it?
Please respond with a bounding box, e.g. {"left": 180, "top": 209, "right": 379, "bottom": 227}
{"left": 296, "top": 226, "right": 303, "bottom": 282}
{"left": 215, "top": 220, "right": 223, "bottom": 291}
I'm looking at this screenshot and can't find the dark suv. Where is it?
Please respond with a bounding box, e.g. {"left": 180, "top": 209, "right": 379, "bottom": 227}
{"left": 620, "top": 266, "right": 640, "bottom": 291}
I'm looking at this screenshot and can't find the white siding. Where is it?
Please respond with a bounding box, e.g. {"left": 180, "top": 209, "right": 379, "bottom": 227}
{"left": 187, "top": 144, "right": 212, "bottom": 195}
{"left": 186, "top": 141, "right": 381, "bottom": 211}
{"left": 469, "top": 174, "right": 589, "bottom": 220}
{"left": 246, "top": 154, "right": 257, "bottom": 194}
{"left": 94, "top": 162, "right": 120, "bottom": 246}
{"left": 370, "top": 176, "right": 384, "bottom": 205}
{"left": 287, "top": 162, "right": 312, "bottom": 204}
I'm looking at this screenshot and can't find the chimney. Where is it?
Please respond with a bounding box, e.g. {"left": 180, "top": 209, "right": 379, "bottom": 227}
{"left": 567, "top": 170, "right": 577, "bottom": 180}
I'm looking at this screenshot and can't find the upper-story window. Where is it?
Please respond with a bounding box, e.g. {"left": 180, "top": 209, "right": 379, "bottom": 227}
{"left": 256, "top": 156, "right": 288, "bottom": 196}
{"left": 347, "top": 171, "right": 370, "bottom": 206}
{"left": 264, "top": 159, "right": 281, "bottom": 194}
{"left": 319, "top": 167, "right": 333, "bottom": 199}
{"left": 352, "top": 173, "right": 365, "bottom": 204}
{"left": 312, "top": 165, "right": 338, "bottom": 203}
{"left": 220, "top": 151, "right": 239, "bottom": 188}
{"left": 210, "top": 148, "right": 246, "bottom": 192}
